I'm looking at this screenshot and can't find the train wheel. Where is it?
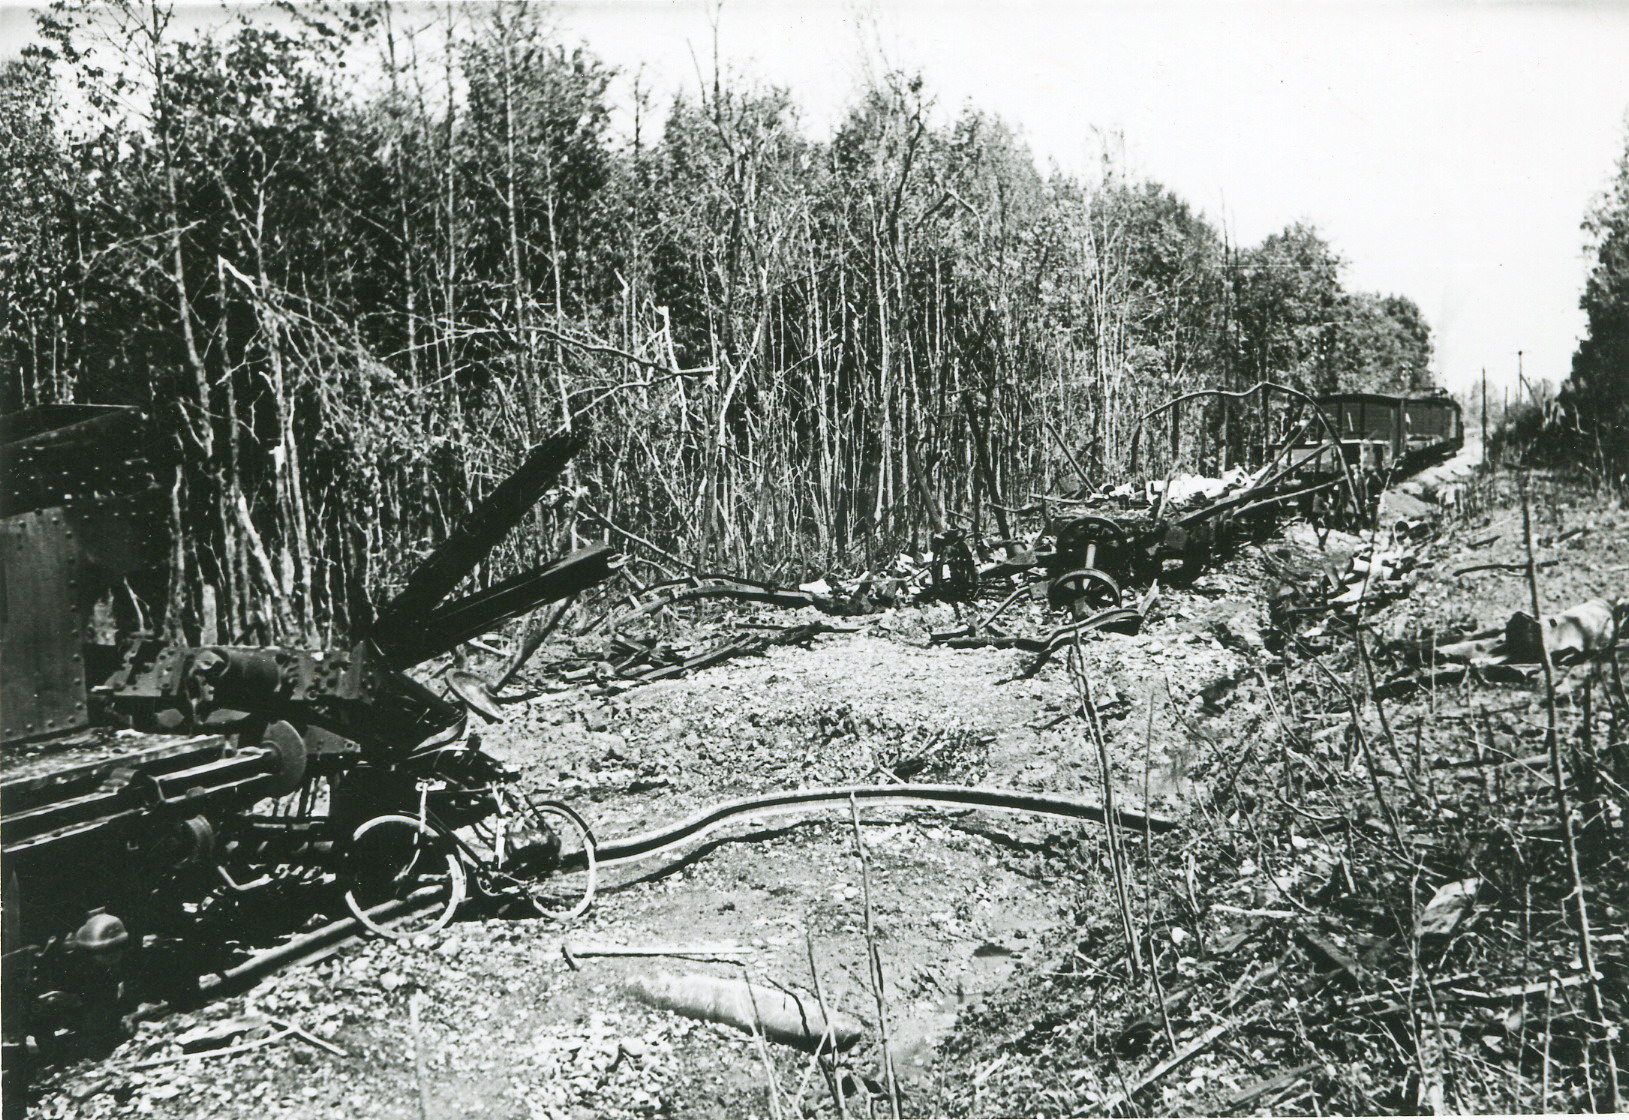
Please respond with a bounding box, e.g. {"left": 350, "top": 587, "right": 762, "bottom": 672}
{"left": 342, "top": 816, "right": 466, "bottom": 939}
{"left": 1048, "top": 567, "right": 1123, "bottom": 618}
{"left": 1056, "top": 515, "right": 1127, "bottom": 568}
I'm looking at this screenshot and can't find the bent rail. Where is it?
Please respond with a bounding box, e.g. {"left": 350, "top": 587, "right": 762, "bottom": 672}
{"left": 581, "top": 782, "right": 1177, "bottom": 868}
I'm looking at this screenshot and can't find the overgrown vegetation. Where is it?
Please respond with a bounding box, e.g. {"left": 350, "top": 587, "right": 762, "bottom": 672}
{"left": 1, "top": 0, "right": 1438, "bottom": 644}
{"left": 924, "top": 476, "right": 1628, "bottom": 1116}
{"left": 1495, "top": 124, "right": 1629, "bottom": 483}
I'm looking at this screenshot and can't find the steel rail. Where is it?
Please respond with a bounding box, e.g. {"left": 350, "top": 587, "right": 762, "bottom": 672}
{"left": 125, "top": 893, "right": 433, "bottom": 1029}
{"left": 576, "top": 783, "right": 1176, "bottom": 868}
{"left": 124, "top": 786, "right": 1172, "bottom": 1028}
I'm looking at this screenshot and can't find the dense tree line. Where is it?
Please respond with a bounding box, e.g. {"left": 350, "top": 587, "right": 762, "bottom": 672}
{"left": 0, "top": 1, "right": 1438, "bottom": 643}
{"left": 1492, "top": 124, "right": 1629, "bottom": 481}
{"left": 1552, "top": 127, "right": 1629, "bottom": 478}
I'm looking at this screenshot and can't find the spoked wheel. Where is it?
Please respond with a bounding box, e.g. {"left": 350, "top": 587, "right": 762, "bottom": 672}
{"left": 342, "top": 815, "right": 467, "bottom": 939}
{"left": 1048, "top": 567, "right": 1123, "bottom": 619}
{"left": 501, "top": 798, "right": 598, "bottom": 923}
{"left": 1056, "top": 515, "right": 1127, "bottom": 566}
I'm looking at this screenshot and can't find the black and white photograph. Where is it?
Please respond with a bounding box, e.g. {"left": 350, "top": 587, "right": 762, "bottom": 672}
{"left": 2, "top": 0, "right": 1628, "bottom": 1116}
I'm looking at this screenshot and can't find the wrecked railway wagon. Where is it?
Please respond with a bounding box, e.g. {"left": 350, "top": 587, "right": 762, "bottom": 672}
{"left": 1, "top": 407, "right": 614, "bottom": 1071}
{"left": 1298, "top": 391, "right": 1464, "bottom": 475}
{"left": 927, "top": 389, "right": 1464, "bottom": 621}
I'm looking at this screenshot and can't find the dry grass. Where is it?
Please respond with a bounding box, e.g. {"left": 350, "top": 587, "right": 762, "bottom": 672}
{"left": 920, "top": 470, "right": 1628, "bottom": 1116}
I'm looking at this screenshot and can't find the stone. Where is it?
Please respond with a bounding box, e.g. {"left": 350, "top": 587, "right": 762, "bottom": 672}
{"left": 380, "top": 970, "right": 410, "bottom": 992}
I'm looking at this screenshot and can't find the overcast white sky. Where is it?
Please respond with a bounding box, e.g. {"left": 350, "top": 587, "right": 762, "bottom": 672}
{"left": 4, "top": 0, "right": 1628, "bottom": 397}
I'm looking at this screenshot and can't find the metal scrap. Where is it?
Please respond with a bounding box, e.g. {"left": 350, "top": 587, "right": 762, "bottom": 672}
{"left": 563, "top": 621, "right": 848, "bottom": 693}
{"left": 1403, "top": 597, "right": 1619, "bottom": 668}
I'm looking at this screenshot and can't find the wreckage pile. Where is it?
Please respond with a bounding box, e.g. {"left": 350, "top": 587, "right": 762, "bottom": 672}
{"left": 499, "top": 459, "right": 1367, "bottom": 695}
{"left": 26, "top": 453, "right": 1629, "bottom": 1119}
{"left": 453, "top": 462, "right": 1628, "bottom": 1117}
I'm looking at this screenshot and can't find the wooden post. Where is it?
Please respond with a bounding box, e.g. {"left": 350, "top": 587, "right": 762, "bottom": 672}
{"left": 1480, "top": 368, "right": 1488, "bottom": 449}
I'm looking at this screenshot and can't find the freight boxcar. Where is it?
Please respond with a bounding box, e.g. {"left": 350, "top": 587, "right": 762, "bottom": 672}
{"left": 1317, "top": 391, "right": 1464, "bottom": 472}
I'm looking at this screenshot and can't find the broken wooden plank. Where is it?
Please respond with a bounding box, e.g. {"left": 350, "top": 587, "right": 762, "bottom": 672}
{"left": 1217, "top": 1061, "right": 1321, "bottom": 1114}
{"left": 1096, "top": 1022, "right": 1229, "bottom": 1113}
{"left": 1296, "top": 929, "right": 1370, "bottom": 986}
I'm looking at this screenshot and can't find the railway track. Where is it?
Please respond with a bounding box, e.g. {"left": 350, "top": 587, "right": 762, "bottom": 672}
{"left": 96, "top": 781, "right": 1174, "bottom": 1035}
{"left": 588, "top": 782, "right": 1173, "bottom": 866}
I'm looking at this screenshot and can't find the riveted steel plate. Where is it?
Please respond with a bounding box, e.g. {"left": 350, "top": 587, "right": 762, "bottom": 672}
{"left": 0, "top": 405, "right": 159, "bottom": 519}
{"left": 1, "top": 509, "right": 88, "bottom": 744}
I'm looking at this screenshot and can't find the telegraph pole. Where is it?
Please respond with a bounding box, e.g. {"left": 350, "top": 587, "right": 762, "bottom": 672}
{"left": 1481, "top": 368, "right": 1488, "bottom": 448}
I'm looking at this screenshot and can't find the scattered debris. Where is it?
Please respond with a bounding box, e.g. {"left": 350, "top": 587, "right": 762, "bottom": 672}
{"left": 563, "top": 941, "right": 756, "bottom": 960}
{"left": 1453, "top": 559, "right": 1559, "bottom": 577}
{"left": 569, "top": 621, "right": 849, "bottom": 693}
{"left": 1395, "top": 595, "right": 1620, "bottom": 669}
{"left": 130, "top": 1024, "right": 293, "bottom": 1070}
{"left": 1214, "top": 607, "right": 1269, "bottom": 659}
{"left": 175, "top": 1015, "right": 274, "bottom": 1054}
{"left": 29, "top": 436, "right": 1629, "bottom": 1120}
{"left": 1217, "top": 1061, "right": 1323, "bottom": 1113}
{"left": 1415, "top": 878, "right": 1479, "bottom": 941}
{"left": 1094, "top": 1022, "right": 1230, "bottom": 1113}
{"left": 1503, "top": 597, "right": 1617, "bottom": 663}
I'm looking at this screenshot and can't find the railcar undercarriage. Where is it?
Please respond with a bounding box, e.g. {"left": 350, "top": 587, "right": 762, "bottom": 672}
{"left": 0, "top": 408, "right": 614, "bottom": 1081}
